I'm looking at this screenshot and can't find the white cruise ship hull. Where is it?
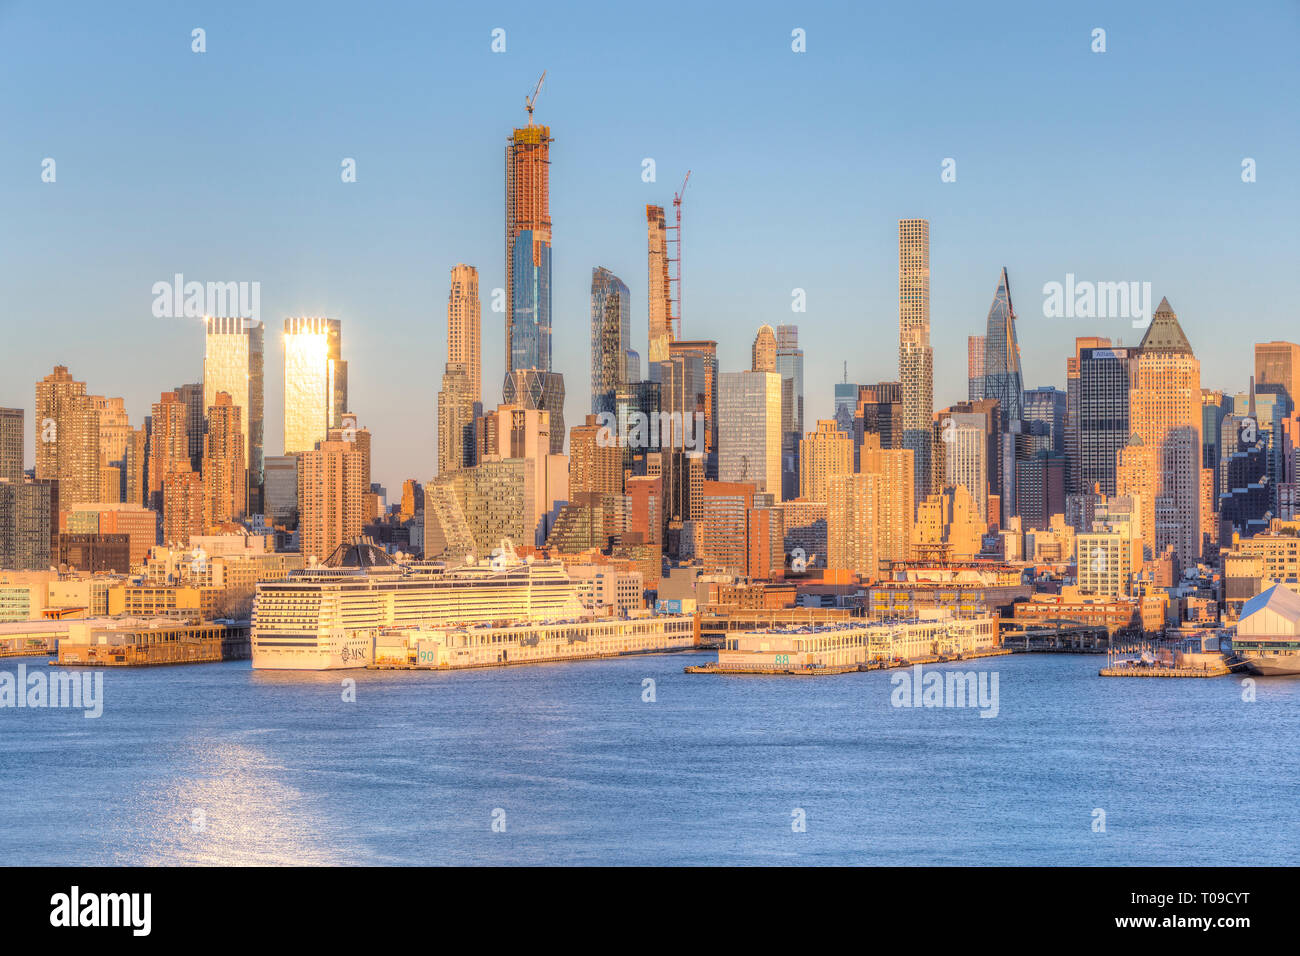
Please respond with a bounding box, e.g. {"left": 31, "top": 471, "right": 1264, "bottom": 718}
{"left": 250, "top": 551, "right": 620, "bottom": 670}
{"left": 251, "top": 629, "right": 374, "bottom": 670}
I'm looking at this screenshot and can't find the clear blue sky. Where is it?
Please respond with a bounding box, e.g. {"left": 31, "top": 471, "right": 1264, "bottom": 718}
{"left": 2, "top": 0, "right": 1296, "bottom": 495}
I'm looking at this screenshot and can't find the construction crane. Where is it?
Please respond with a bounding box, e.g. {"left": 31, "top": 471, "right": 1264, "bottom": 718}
{"left": 525, "top": 70, "right": 546, "bottom": 125}
{"left": 668, "top": 170, "right": 692, "bottom": 340}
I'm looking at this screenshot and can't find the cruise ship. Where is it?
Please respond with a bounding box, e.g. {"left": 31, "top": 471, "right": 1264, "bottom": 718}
{"left": 252, "top": 539, "right": 596, "bottom": 670}
{"left": 1232, "top": 584, "right": 1300, "bottom": 675}
{"left": 253, "top": 541, "right": 590, "bottom": 671}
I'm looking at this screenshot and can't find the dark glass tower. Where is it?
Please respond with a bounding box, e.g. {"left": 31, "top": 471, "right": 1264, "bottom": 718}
{"left": 590, "top": 267, "right": 630, "bottom": 417}
{"left": 980, "top": 267, "right": 1024, "bottom": 433}
{"left": 1078, "top": 346, "right": 1132, "bottom": 496}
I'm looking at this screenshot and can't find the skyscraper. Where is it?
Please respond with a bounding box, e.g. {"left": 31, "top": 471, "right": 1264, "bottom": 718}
{"left": 861, "top": 436, "right": 915, "bottom": 567}
{"left": 853, "top": 383, "right": 904, "bottom": 469}
{"left": 569, "top": 414, "right": 623, "bottom": 498}
{"left": 502, "top": 369, "right": 565, "bottom": 456}
{"left": 590, "top": 267, "right": 630, "bottom": 416}
{"left": 1023, "top": 387, "right": 1066, "bottom": 455}
{"left": 204, "top": 316, "right": 265, "bottom": 509}
{"left": 980, "top": 268, "right": 1023, "bottom": 524}
{"left": 505, "top": 121, "right": 552, "bottom": 373}
{"left": 0, "top": 480, "right": 51, "bottom": 570}
{"left": 298, "top": 439, "right": 366, "bottom": 561}
{"left": 646, "top": 205, "right": 673, "bottom": 364}
{"left": 776, "top": 325, "right": 804, "bottom": 434}
{"left": 1066, "top": 336, "right": 1111, "bottom": 495}
{"left": 35, "top": 366, "right": 100, "bottom": 506}
{"left": 1130, "top": 297, "right": 1202, "bottom": 567}
{"left": 1255, "top": 341, "right": 1300, "bottom": 411}
{"left": 88, "top": 395, "right": 130, "bottom": 503}
{"left": 799, "top": 420, "right": 852, "bottom": 502}
{"left": 0, "top": 407, "right": 24, "bottom": 483}
{"left": 437, "top": 362, "right": 475, "bottom": 475}
{"left": 474, "top": 403, "right": 568, "bottom": 545}
{"left": 967, "top": 336, "right": 985, "bottom": 402}
{"left": 1116, "top": 435, "right": 1155, "bottom": 560}
{"left": 827, "top": 472, "right": 879, "bottom": 580}
{"left": 776, "top": 324, "right": 804, "bottom": 500}
{"left": 943, "top": 422, "right": 988, "bottom": 523}
{"left": 898, "top": 219, "right": 933, "bottom": 504}
{"left": 202, "top": 391, "right": 246, "bottom": 525}
{"left": 148, "top": 391, "right": 191, "bottom": 510}
{"left": 668, "top": 340, "right": 719, "bottom": 477}
{"left": 172, "top": 382, "right": 206, "bottom": 474}
{"left": 504, "top": 111, "right": 564, "bottom": 452}
{"left": 263, "top": 455, "right": 299, "bottom": 529}
{"left": 980, "top": 268, "right": 1024, "bottom": 432}
{"left": 447, "top": 265, "right": 481, "bottom": 404}
{"left": 1078, "top": 346, "right": 1131, "bottom": 497}
{"left": 162, "top": 467, "right": 204, "bottom": 547}
{"left": 509, "top": 229, "right": 551, "bottom": 374}
{"left": 751, "top": 324, "right": 777, "bottom": 373}
{"left": 834, "top": 381, "right": 860, "bottom": 435}
{"left": 283, "top": 317, "right": 347, "bottom": 455}
{"left": 718, "top": 370, "right": 782, "bottom": 498}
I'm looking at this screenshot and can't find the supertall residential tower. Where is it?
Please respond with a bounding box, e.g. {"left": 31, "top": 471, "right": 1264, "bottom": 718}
{"left": 439, "top": 266, "right": 481, "bottom": 477}
{"left": 898, "top": 219, "right": 933, "bottom": 504}
{"left": 646, "top": 205, "right": 673, "bottom": 364}
{"left": 505, "top": 119, "right": 552, "bottom": 372}
{"left": 447, "top": 264, "right": 481, "bottom": 404}
{"left": 283, "top": 317, "right": 347, "bottom": 455}
{"left": 503, "top": 96, "right": 564, "bottom": 453}
{"left": 204, "top": 317, "right": 264, "bottom": 510}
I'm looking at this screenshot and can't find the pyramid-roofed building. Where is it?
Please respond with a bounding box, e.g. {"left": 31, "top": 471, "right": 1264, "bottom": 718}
{"left": 1138, "top": 297, "right": 1194, "bottom": 353}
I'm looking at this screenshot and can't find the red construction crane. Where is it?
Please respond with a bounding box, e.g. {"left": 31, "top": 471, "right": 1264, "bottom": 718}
{"left": 667, "top": 170, "right": 691, "bottom": 340}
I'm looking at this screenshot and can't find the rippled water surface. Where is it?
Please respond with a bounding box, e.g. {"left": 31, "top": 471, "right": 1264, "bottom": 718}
{"left": 1, "top": 652, "right": 1294, "bottom": 865}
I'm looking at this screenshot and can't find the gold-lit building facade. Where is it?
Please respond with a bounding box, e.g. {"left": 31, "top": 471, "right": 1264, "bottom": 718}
{"left": 283, "top": 316, "right": 346, "bottom": 455}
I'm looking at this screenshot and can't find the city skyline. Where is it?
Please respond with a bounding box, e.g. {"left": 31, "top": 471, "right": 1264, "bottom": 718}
{"left": 4, "top": 1, "right": 1300, "bottom": 893}
{"left": 2, "top": 1, "right": 1296, "bottom": 496}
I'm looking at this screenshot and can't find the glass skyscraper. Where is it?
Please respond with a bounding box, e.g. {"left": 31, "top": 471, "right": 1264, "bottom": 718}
{"left": 981, "top": 267, "right": 1024, "bottom": 432}
{"left": 834, "top": 381, "right": 859, "bottom": 435}
{"left": 204, "top": 316, "right": 264, "bottom": 506}
{"left": 776, "top": 324, "right": 804, "bottom": 499}
{"left": 510, "top": 230, "right": 551, "bottom": 374}
{"left": 590, "top": 267, "right": 630, "bottom": 416}
{"left": 1078, "top": 346, "right": 1131, "bottom": 496}
{"left": 283, "top": 316, "right": 347, "bottom": 455}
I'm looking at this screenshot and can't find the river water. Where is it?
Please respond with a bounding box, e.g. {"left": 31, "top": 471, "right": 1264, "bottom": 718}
{"left": 1, "top": 651, "right": 1292, "bottom": 865}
